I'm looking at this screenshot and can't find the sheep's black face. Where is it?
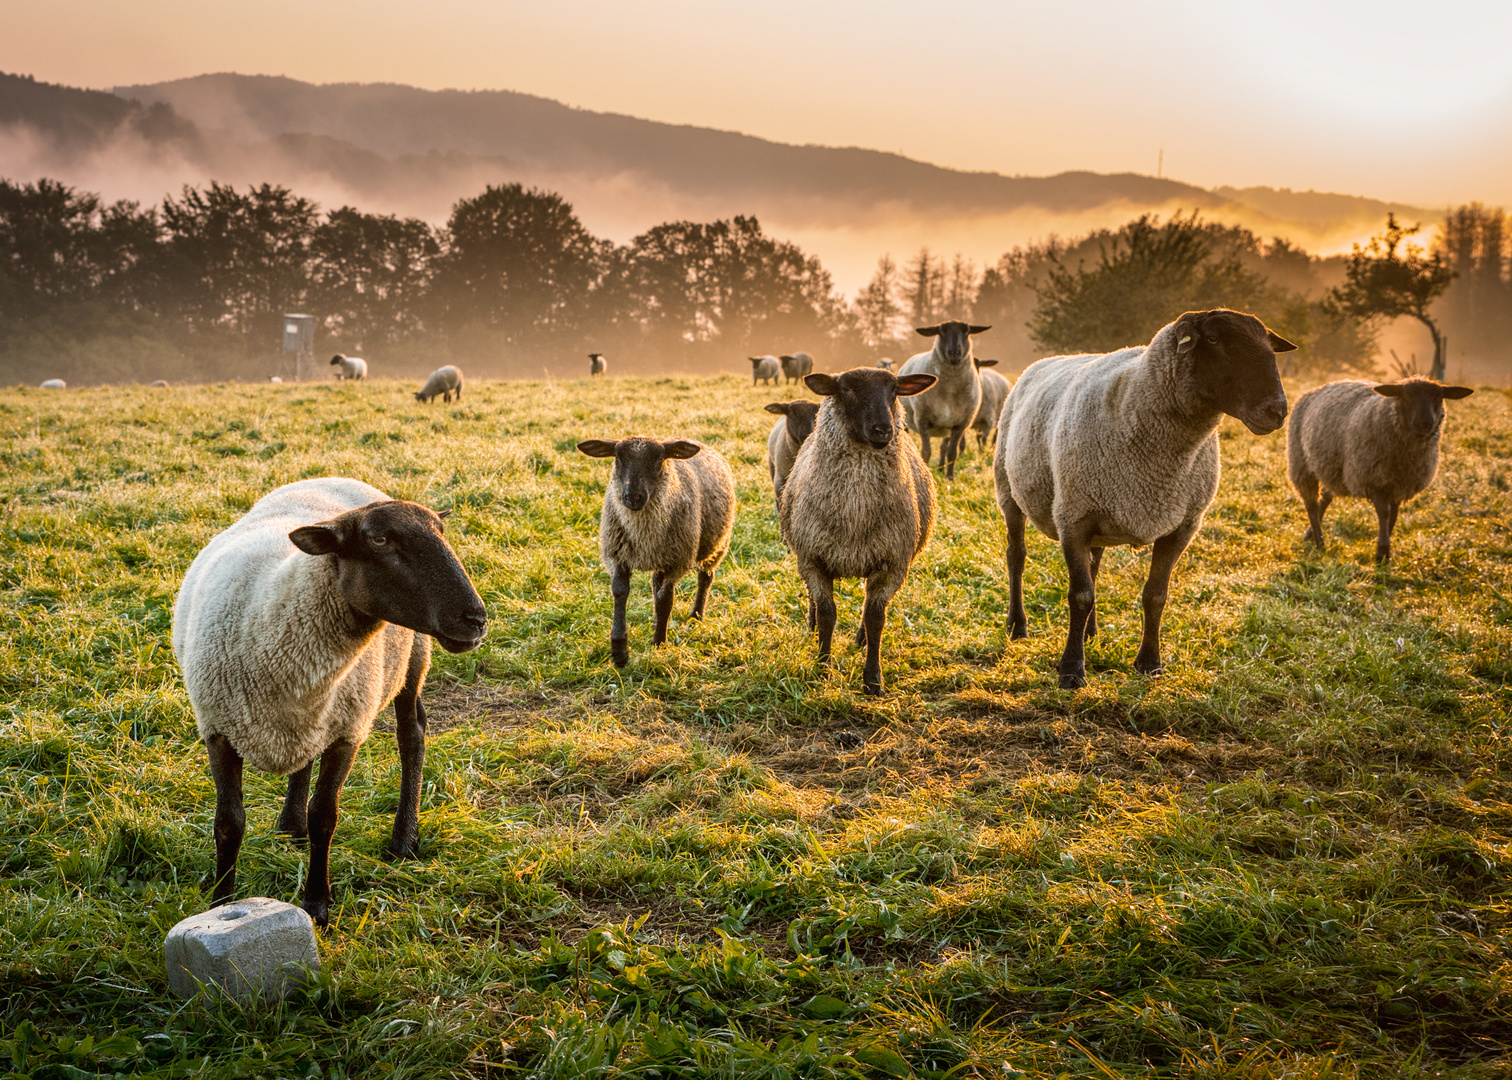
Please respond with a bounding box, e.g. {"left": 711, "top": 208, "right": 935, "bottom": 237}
{"left": 806, "top": 369, "right": 937, "bottom": 449}
{"left": 579, "top": 437, "right": 701, "bottom": 512}
{"left": 1375, "top": 379, "right": 1474, "bottom": 437}
{"left": 289, "top": 501, "right": 487, "bottom": 653}
{"left": 916, "top": 321, "right": 991, "bottom": 366}
{"left": 1175, "top": 309, "right": 1291, "bottom": 435}
{"left": 765, "top": 400, "right": 820, "bottom": 447}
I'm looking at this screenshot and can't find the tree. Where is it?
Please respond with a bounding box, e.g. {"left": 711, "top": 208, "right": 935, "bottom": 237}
{"left": 943, "top": 254, "right": 979, "bottom": 320}
{"left": 309, "top": 207, "right": 439, "bottom": 347}
{"left": 1436, "top": 203, "right": 1509, "bottom": 364}
{"left": 902, "top": 247, "right": 945, "bottom": 327}
{"left": 1332, "top": 214, "right": 1456, "bottom": 380}
{"left": 853, "top": 255, "right": 905, "bottom": 348}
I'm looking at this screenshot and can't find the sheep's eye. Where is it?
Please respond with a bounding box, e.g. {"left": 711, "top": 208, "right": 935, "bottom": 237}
{"left": 372, "top": 535, "right": 389, "bottom": 546}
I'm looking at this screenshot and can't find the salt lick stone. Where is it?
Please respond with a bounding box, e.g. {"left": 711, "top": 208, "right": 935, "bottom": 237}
{"left": 165, "top": 897, "right": 319, "bottom": 1002}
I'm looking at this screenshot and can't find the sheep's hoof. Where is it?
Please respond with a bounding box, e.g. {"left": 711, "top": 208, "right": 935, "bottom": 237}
{"left": 610, "top": 640, "right": 629, "bottom": 667}
{"left": 1008, "top": 619, "right": 1028, "bottom": 640}
{"left": 862, "top": 677, "right": 882, "bottom": 696}
{"left": 387, "top": 834, "right": 420, "bottom": 861}
{"left": 1057, "top": 670, "right": 1086, "bottom": 690}
{"left": 1133, "top": 655, "right": 1163, "bottom": 676}
{"left": 303, "top": 898, "right": 331, "bottom": 929}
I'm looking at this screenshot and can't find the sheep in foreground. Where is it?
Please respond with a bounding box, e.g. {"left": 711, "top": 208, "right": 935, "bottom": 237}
{"left": 577, "top": 438, "right": 735, "bottom": 667}
{"left": 39, "top": 379, "right": 65, "bottom": 389}
{"left": 972, "top": 360, "right": 1009, "bottom": 449}
{"left": 1288, "top": 376, "right": 1473, "bottom": 562}
{"left": 780, "top": 352, "right": 814, "bottom": 384}
{"left": 764, "top": 399, "right": 821, "bottom": 501}
{"left": 876, "top": 358, "right": 894, "bottom": 371}
{"left": 750, "top": 355, "right": 780, "bottom": 386}
{"left": 780, "top": 367, "right": 937, "bottom": 695}
{"left": 416, "top": 365, "right": 464, "bottom": 404}
{"left": 589, "top": 352, "right": 607, "bottom": 377}
{"left": 995, "top": 309, "right": 1292, "bottom": 689}
{"left": 899, "top": 321, "right": 992, "bottom": 480}
{"left": 330, "top": 354, "right": 368, "bottom": 381}
{"left": 172, "top": 478, "right": 487, "bottom": 925}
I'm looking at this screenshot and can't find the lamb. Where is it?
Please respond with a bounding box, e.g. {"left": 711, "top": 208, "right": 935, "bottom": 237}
{"left": 330, "top": 354, "right": 368, "bottom": 381}
{"left": 876, "top": 358, "right": 894, "bottom": 371}
{"left": 972, "top": 360, "right": 1009, "bottom": 449}
{"left": 899, "top": 321, "right": 992, "bottom": 480}
{"left": 764, "top": 399, "right": 822, "bottom": 501}
{"left": 994, "top": 309, "right": 1292, "bottom": 689}
{"left": 172, "top": 477, "right": 487, "bottom": 925}
{"left": 780, "top": 352, "right": 814, "bottom": 384}
{"left": 750, "top": 355, "right": 780, "bottom": 386}
{"left": 1287, "top": 376, "right": 1473, "bottom": 562}
{"left": 779, "top": 367, "right": 937, "bottom": 695}
{"left": 39, "top": 379, "right": 65, "bottom": 389}
{"left": 577, "top": 438, "right": 736, "bottom": 667}
{"left": 415, "top": 365, "right": 464, "bottom": 404}
{"left": 589, "top": 352, "right": 608, "bottom": 377}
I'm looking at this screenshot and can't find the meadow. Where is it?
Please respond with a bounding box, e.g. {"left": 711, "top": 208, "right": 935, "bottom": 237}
{"left": 1, "top": 373, "right": 1510, "bottom": 1079}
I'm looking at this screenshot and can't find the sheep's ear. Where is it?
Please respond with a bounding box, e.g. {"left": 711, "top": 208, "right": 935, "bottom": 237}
{"left": 915, "top": 324, "right": 941, "bottom": 337}
{"left": 436, "top": 507, "right": 453, "bottom": 520}
{"left": 974, "top": 358, "right": 999, "bottom": 368}
{"left": 289, "top": 524, "right": 342, "bottom": 555}
{"left": 661, "top": 440, "right": 701, "bottom": 459}
{"left": 1440, "top": 385, "right": 1474, "bottom": 400}
{"left": 764, "top": 402, "right": 789, "bottom": 415}
{"left": 779, "top": 354, "right": 794, "bottom": 361}
{"left": 806, "top": 373, "right": 840, "bottom": 396}
{"left": 1267, "top": 329, "right": 1298, "bottom": 353}
{"left": 749, "top": 357, "right": 764, "bottom": 363}
{"left": 1373, "top": 384, "right": 1405, "bottom": 398}
{"left": 578, "top": 439, "right": 619, "bottom": 457}
{"left": 968, "top": 324, "right": 992, "bottom": 335}
{"left": 896, "top": 374, "right": 938, "bottom": 397}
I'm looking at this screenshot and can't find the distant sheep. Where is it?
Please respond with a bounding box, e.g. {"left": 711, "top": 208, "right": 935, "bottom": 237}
{"left": 995, "top": 309, "right": 1292, "bottom": 688}
{"left": 151, "top": 379, "right": 169, "bottom": 388}
{"left": 764, "top": 399, "right": 821, "bottom": 502}
{"left": 750, "top": 355, "right": 780, "bottom": 386}
{"left": 899, "top": 321, "right": 992, "bottom": 480}
{"left": 172, "top": 478, "right": 487, "bottom": 924}
{"left": 779, "top": 367, "right": 937, "bottom": 695}
{"left": 876, "top": 358, "right": 894, "bottom": 371}
{"left": 416, "top": 365, "right": 464, "bottom": 404}
{"left": 269, "top": 376, "right": 283, "bottom": 384}
{"left": 589, "top": 352, "right": 608, "bottom": 377}
{"left": 330, "top": 354, "right": 368, "bottom": 381}
{"left": 577, "top": 438, "right": 736, "bottom": 667}
{"left": 1288, "top": 376, "right": 1473, "bottom": 562}
{"left": 972, "top": 360, "right": 1009, "bottom": 449}
{"left": 39, "top": 379, "right": 65, "bottom": 389}
{"left": 780, "top": 352, "right": 814, "bottom": 384}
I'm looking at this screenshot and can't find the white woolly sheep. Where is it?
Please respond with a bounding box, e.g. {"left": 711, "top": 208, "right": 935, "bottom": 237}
{"left": 589, "top": 352, "right": 608, "bottom": 377}
{"left": 764, "top": 399, "right": 821, "bottom": 502}
{"left": 151, "top": 379, "right": 169, "bottom": 388}
{"left": 269, "top": 376, "right": 283, "bottom": 384}
{"left": 39, "top": 379, "right": 66, "bottom": 389}
{"left": 780, "top": 352, "right": 814, "bottom": 384}
{"left": 416, "top": 365, "right": 464, "bottom": 404}
{"left": 577, "top": 438, "right": 736, "bottom": 667}
{"left": 899, "top": 321, "right": 992, "bottom": 480}
{"left": 330, "top": 354, "right": 368, "bottom": 381}
{"left": 749, "top": 355, "right": 780, "bottom": 386}
{"left": 172, "top": 477, "right": 487, "bottom": 925}
{"left": 994, "top": 309, "right": 1293, "bottom": 688}
{"left": 779, "top": 367, "right": 938, "bottom": 695}
{"left": 1288, "top": 376, "right": 1473, "bottom": 562}
{"left": 972, "top": 360, "right": 1009, "bottom": 449}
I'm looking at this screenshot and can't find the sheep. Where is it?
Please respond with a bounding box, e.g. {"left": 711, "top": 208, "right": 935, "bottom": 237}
{"left": 876, "top": 358, "right": 894, "bottom": 371}
{"left": 269, "top": 376, "right": 283, "bottom": 384}
{"left": 899, "top": 321, "right": 992, "bottom": 480}
{"left": 780, "top": 352, "right": 814, "bottom": 384}
{"left": 1287, "top": 376, "right": 1473, "bottom": 562}
{"left": 972, "top": 360, "right": 1009, "bottom": 449}
{"left": 589, "top": 352, "right": 608, "bottom": 377}
{"left": 39, "top": 379, "right": 65, "bottom": 389}
{"left": 172, "top": 477, "right": 487, "bottom": 925}
{"left": 330, "top": 354, "right": 368, "bottom": 381}
{"left": 764, "top": 399, "right": 821, "bottom": 502}
{"left": 779, "top": 367, "right": 938, "bottom": 695}
{"left": 415, "top": 365, "right": 464, "bottom": 404}
{"left": 577, "top": 438, "right": 736, "bottom": 667}
{"left": 749, "top": 355, "right": 780, "bottom": 386}
{"left": 151, "top": 379, "right": 169, "bottom": 388}
{"left": 994, "top": 308, "right": 1292, "bottom": 689}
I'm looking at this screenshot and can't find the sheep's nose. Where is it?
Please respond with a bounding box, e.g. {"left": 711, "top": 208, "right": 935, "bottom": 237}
{"left": 867, "top": 425, "right": 893, "bottom": 446}
{"left": 459, "top": 609, "right": 487, "bottom": 632}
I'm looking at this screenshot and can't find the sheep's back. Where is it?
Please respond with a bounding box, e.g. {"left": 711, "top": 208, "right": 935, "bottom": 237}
{"left": 975, "top": 369, "right": 1010, "bottom": 430}
{"left": 1289, "top": 381, "right": 1438, "bottom": 502}
{"left": 900, "top": 349, "right": 981, "bottom": 434}
{"left": 421, "top": 366, "right": 461, "bottom": 396}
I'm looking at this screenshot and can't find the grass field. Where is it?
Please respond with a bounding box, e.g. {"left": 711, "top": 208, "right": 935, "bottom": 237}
{"left": 2, "top": 373, "right": 1510, "bottom": 1079}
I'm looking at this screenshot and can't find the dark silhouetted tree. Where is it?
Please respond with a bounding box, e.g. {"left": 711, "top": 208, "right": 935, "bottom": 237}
{"left": 853, "top": 254, "right": 905, "bottom": 348}
{"left": 310, "top": 207, "right": 439, "bottom": 347}
{"left": 1437, "top": 203, "right": 1509, "bottom": 365}
{"left": 902, "top": 247, "right": 945, "bottom": 327}
{"left": 1332, "top": 214, "right": 1455, "bottom": 380}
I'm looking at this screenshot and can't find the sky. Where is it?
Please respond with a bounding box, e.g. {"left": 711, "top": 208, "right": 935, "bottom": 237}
{"left": 5, "top": 0, "right": 1512, "bottom": 207}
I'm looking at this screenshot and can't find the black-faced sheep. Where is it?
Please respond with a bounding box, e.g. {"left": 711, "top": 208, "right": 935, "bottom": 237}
{"left": 416, "top": 365, "right": 464, "bottom": 403}
{"left": 330, "top": 354, "right": 368, "bottom": 381}
{"left": 876, "top": 358, "right": 894, "bottom": 371}
{"left": 779, "top": 367, "right": 937, "bottom": 695}
{"left": 780, "top": 353, "right": 814, "bottom": 384}
{"left": 577, "top": 438, "right": 736, "bottom": 667}
{"left": 1287, "top": 376, "right": 1473, "bottom": 562}
{"left": 899, "top": 321, "right": 992, "bottom": 480}
{"left": 172, "top": 478, "right": 487, "bottom": 925}
{"left": 764, "top": 399, "right": 821, "bottom": 502}
{"left": 589, "top": 353, "right": 608, "bottom": 377}
{"left": 994, "top": 309, "right": 1292, "bottom": 689}
{"left": 750, "top": 356, "right": 780, "bottom": 386}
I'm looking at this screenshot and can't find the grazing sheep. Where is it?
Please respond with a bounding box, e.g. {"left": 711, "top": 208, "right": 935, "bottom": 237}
{"left": 577, "top": 438, "right": 736, "bottom": 667}
{"left": 1288, "top": 376, "right": 1473, "bottom": 562}
{"left": 151, "top": 379, "right": 169, "bottom": 388}
{"left": 764, "top": 399, "right": 821, "bottom": 502}
{"left": 876, "top": 358, "right": 895, "bottom": 371}
{"left": 172, "top": 478, "right": 487, "bottom": 925}
{"left": 589, "top": 352, "right": 608, "bottom": 377}
{"left": 330, "top": 354, "right": 368, "bottom": 381}
{"left": 415, "top": 365, "right": 464, "bottom": 404}
{"left": 995, "top": 309, "right": 1292, "bottom": 689}
{"left": 779, "top": 367, "right": 938, "bottom": 695}
{"left": 749, "top": 355, "right": 780, "bottom": 386}
{"left": 780, "top": 352, "right": 814, "bottom": 384}
{"left": 39, "top": 379, "right": 65, "bottom": 389}
{"left": 269, "top": 376, "right": 283, "bottom": 384}
{"left": 899, "top": 321, "right": 992, "bottom": 480}
{"left": 972, "top": 360, "right": 1009, "bottom": 449}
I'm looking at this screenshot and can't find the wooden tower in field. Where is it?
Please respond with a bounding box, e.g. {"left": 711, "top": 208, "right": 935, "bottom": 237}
{"left": 281, "top": 314, "right": 316, "bottom": 381}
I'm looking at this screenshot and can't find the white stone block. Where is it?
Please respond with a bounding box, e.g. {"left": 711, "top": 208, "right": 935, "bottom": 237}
{"left": 165, "top": 897, "right": 319, "bottom": 1002}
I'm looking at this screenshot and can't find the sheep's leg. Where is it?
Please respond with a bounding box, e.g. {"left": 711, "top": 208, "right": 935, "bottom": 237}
{"left": 691, "top": 566, "right": 715, "bottom": 620}
{"left": 920, "top": 431, "right": 933, "bottom": 467}
{"left": 651, "top": 570, "right": 677, "bottom": 645}
{"left": 1372, "top": 496, "right": 1396, "bottom": 563}
{"left": 610, "top": 563, "right": 632, "bottom": 667}
{"left": 1133, "top": 523, "right": 1197, "bottom": 676}
{"left": 277, "top": 763, "right": 311, "bottom": 840}
{"left": 1005, "top": 498, "right": 1028, "bottom": 639}
{"left": 807, "top": 591, "right": 817, "bottom": 631}
{"left": 388, "top": 647, "right": 429, "bottom": 860}
{"left": 944, "top": 426, "right": 967, "bottom": 480}
{"left": 304, "top": 738, "right": 358, "bottom": 928}
{"left": 1085, "top": 547, "right": 1104, "bottom": 639}
{"left": 206, "top": 734, "right": 245, "bottom": 906}
{"left": 1057, "top": 525, "right": 1098, "bottom": 689}
{"left": 1296, "top": 471, "right": 1326, "bottom": 546}
{"left": 801, "top": 562, "right": 837, "bottom": 664}
{"left": 859, "top": 572, "right": 895, "bottom": 696}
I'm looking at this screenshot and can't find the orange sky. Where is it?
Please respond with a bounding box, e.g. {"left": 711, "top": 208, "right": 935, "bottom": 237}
{"left": 6, "top": 0, "right": 1512, "bottom": 207}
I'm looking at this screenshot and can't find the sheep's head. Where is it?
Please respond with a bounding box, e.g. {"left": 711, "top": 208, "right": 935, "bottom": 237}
{"left": 917, "top": 321, "right": 991, "bottom": 365}
{"left": 764, "top": 400, "right": 821, "bottom": 447}
{"left": 578, "top": 437, "right": 701, "bottom": 511}
{"left": 329, "top": 355, "right": 344, "bottom": 366}
{"left": 1173, "top": 309, "right": 1292, "bottom": 435}
{"left": 805, "top": 368, "right": 936, "bottom": 449}
{"left": 288, "top": 501, "right": 486, "bottom": 653}
{"left": 1374, "top": 377, "right": 1473, "bottom": 438}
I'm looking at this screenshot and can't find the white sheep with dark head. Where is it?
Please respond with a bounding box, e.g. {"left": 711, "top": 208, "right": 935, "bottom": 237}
{"left": 330, "top": 354, "right": 368, "bottom": 381}
{"left": 898, "top": 321, "right": 992, "bottom": 480}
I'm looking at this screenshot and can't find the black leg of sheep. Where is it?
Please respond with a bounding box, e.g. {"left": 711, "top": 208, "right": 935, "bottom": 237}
{"left": 1133, "top": 522, "right": 1199, "bottom": 677}
{"left": 277, "top": 763, "right": 312, "bottom": 840}
{"left": 304, "top": 738, "right": 359, "bottom": 928}
{"left": 388, "top": 644, "right": 430, "bottom": 861}
{"left": 609, "top": 564, "right": 632, "bottom": 667}
{"left": 1004, "top": 499, "right": 1029, "bottom": 640}
{"left": 206, "top": 734, "right": 246, "bottom": 906}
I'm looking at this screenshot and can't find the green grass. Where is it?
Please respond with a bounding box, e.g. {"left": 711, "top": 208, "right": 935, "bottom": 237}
{"left": 2, "top": 373, "right": 1510, "bottom": 1079}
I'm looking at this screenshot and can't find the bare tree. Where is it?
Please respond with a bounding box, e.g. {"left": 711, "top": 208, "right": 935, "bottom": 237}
{"left": 1332, "top": 214, "right": 1456, "bottom": 380}
{"left": 854, "top": 254, "right": 905, "bottom": 347}
{"left": 903, "top": 247, "right": 945, "bottom": 327}
{"left": 943, "top": 253, "right": 979, "bottom": 318}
